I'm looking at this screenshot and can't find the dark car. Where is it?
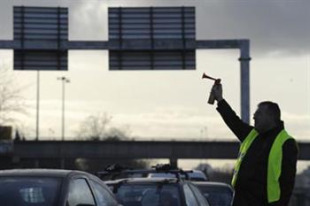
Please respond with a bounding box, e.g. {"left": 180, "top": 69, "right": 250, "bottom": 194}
{"left": 193, "top": 181, "right": 234, "bottom": 206}
{"left": 0, "top": 169, "right": 121, "bottom": 206}
{"left": 106, "top": 177, "right": 210, "bottom": 206}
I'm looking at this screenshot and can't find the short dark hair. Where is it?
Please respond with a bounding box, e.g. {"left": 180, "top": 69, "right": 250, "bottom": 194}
{"left": 258, "top": 101, "right": 281, "bottom": 122}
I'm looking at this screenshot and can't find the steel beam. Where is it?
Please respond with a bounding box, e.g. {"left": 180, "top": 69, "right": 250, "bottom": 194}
{"left": 11, "top": 140, "right": 310, "bottom": 160}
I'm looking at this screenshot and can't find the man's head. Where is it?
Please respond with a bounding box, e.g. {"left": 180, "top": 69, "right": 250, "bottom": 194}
{"left": 253, "top": 101, "right": 281, "bottom": 133}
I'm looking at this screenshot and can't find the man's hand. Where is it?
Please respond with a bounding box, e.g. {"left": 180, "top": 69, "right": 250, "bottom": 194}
{"left": 212, "top": 84, "right": 223, "bottom": 102}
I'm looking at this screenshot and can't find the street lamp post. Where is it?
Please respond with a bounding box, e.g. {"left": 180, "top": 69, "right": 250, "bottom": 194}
{"left": 36, "top": 70, "right": 40, "bottom": 141}
{"left": 57, "top": 76, "right": 70, "bottom": 141}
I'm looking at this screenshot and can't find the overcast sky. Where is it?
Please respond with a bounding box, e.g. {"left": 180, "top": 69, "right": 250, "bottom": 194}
{"left": 0, "top": 0, "right": 309, "bottom": 142}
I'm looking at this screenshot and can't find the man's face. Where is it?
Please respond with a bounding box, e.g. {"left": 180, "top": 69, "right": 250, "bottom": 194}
{"left": 253, "top": 105, "right": 273, "bottom": 133}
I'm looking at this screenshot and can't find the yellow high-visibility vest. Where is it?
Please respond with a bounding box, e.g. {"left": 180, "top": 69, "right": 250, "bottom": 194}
{"left": 231, "top": 129, "right": 292, "bottom": 203}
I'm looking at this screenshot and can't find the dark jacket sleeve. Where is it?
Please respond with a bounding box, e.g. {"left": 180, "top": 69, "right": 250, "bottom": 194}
{"left": 271, "top": 139, "right": 298, "bottom": 206}
{"left": 216, "top": 99, "right": 253, "bottom": 142}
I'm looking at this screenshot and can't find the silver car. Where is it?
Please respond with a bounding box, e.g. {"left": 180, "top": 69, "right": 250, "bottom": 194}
{"left": 106, "top": 177, "right": 210, "bottom": 206}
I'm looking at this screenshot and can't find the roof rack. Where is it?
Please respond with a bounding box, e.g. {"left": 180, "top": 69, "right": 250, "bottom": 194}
{"left": 96, "top": 163, "right": 193, "bottom": 181}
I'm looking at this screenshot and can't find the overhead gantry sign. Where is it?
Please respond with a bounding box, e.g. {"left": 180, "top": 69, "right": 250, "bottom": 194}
{"left": 0, "top": 5, "right": 251, "bottom": 123}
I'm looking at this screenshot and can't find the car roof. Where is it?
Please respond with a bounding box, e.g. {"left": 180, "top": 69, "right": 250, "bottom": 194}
{"left": 193, "top": 181, "right": 230, "bottom": 186}
{"left": 106, "top": 177, "right": 182, "bottom": 185}
{"left": 147, "top": 170, "right": 208, "bottom": 181}
{"left": 187, "top": 170, "right": 208, "bottom": 178}
{"left": 99, "top": 164, "right": 203, "bottom": 181}
{"left": 0, "top": 169, "right": 90, "bottom": 178}
{"left": 192, "top": 181, "right": 233, "bottom": 190}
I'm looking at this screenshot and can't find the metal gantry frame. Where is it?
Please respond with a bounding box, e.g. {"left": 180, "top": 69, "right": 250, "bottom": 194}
{"left": 0, "top": 6, "right": 251, "bottom": 136}
{"left": 0, "top": 38, "right": 251, "bottom": 124}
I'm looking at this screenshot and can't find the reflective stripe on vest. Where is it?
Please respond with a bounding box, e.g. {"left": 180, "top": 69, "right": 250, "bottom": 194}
{"left": 231, "top": 129, "right": 292, "bottom": 203}
{"left": 231, "top": 129, "right": 258, "bottom": 187}
{"left": 267, "top": 130, "right": 292, "bottom": 202}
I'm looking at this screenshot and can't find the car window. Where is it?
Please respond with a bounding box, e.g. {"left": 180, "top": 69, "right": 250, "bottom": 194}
{"left": 147, "top": 173, "right": 176, "bottom": 178}
{"left": 196, "top": 185, "right": 233, "bottom": 206}
{"left": 187, "top": 171, "right": 208, "bottom": 181}
{"left": 67, "top": 178, "right": 95, "bottom": 206}
{"left": 116, "top": 183, "right": 180, "bottom": 206}
{"left": 90, "top": 179, "right": 118, "bottom": 206}
{"left": 188, "top": 184, "right": 210, "bottom": 206}
{"left": 141, "top": 187, "right": 180, "bottom": 206}
{"left": 183, "top": 184, "right": 199, "bottom": 206}
{"left": 0, "top": 177, "right": 61, "bottom": 206}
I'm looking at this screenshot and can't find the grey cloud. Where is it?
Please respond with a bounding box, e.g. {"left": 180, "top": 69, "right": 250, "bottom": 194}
{"left": 72, "top": 0, "right": 310, "bottom": 56}
{"left": 2, "top": 0, "right": 309, "bottom": 56}
{"left": 196, "top": 1, "right": 310, "bottom": 56}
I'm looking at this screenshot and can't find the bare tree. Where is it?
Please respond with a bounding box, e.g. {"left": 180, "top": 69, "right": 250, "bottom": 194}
{"left": 75, "top": 113, "right": 130, "bottom": 141}
{"left": 74, "top": 113, "right": 149, "bottom": 172}
{"left": 0, "top": 66, "right": 26, "bottom": 125}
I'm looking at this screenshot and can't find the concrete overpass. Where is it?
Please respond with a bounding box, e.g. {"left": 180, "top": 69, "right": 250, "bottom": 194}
{"left": 2, "top": 140, "right": 309, "bottom": 168}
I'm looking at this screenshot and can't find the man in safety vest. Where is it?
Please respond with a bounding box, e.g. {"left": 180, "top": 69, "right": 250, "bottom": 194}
{"left": 210, "top": 84, "right": 298, "bottom": 206}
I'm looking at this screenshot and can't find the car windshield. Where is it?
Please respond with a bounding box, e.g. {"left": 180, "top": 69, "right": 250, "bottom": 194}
{"left": 197, "top": 185, "right": 233, "bottom": 206}
{"left": 0, "top": 177, "right": 61, "bottom": 206}
{"left": 116, "top": 183, "right": 181, "bottom": 206}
